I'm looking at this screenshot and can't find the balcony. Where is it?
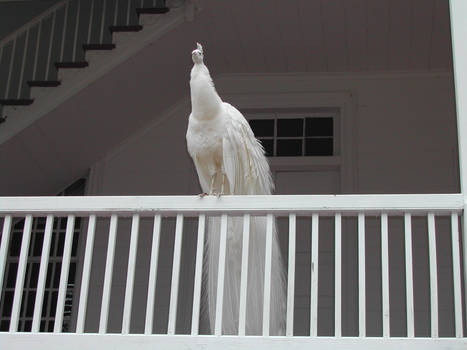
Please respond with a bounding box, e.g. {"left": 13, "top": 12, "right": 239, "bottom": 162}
{"left": 0, "top": 194, "right": 466, "bottom": 349}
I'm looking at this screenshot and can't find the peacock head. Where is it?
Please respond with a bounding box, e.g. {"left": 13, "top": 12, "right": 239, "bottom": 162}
{"left": 192, "top": 42, "right": 204, "bottom": 64}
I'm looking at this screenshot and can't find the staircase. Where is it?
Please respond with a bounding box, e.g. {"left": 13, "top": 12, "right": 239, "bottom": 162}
{"left": 0, "top": 0, "right": 196, "bottom": 143}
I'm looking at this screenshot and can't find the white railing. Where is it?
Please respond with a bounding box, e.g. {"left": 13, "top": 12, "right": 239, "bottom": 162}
{"left": 0, "top": 194, "right": 466, "bottom": 350}
{"left": 0, "top": 0, "right": 170, "bottom": 105}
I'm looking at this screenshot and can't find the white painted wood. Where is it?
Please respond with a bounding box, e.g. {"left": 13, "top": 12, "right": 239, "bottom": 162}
{"left": 427, "top": 213, "right": 439, "bottom": 338}
{"left": 335, "top": 213, "right": 342, "bottom": 337}
{"left": 100, "top": 0, "right": 107, "bottom": 43}
{"left": 5, "top": 36, "right": 17, "bottom": 99}
{"left": 0, "top": 215, "right": 12, "bottom": 303}
{"left": 76, "top": 215, "right": 96, "bottom": 333}
{"left": 17, "top": 29, "right": 29, "bottom": 98}
{"left": 191, "top": 214, "right": 205, "bottom": 335}
{"left": 286, "top": 213, "right": 295, "bottom": 337}
{"left": 32, "top": 214, "right": 54, "bottom": 332}
{"left": 214, "top": 214, "right": 228, "bottom": 336}
{"left": 404, "top": 213, "right": 415, "bottom": 338}
{"left": 381, "top": 213, "right": 390, "bottom": 337}
{"left": 144, "top": 215, "right": 161, "bottom": 335}
{"left": 31, "top": 20, "right": 41, "bottom": 80}
{"left": 54, "top": 215, "right": 75, "bottom": 333}
{"left": 45, "top": 11, "right": 56, "bottom": 80}
{"left": 450, "top": 213, "right": 463, "bottom": 338}
{"left": 262, "top": 214, "right": 274, "bottom": 336}
{"left": 238, "top": 214, "right": 251, "bottom": 336}
{"left": 113, "top": 0, "right": 119, "bottom": 26}
{"left": 72, "top": 0, "right": 81, "bottom": 61}
{"left": 1, "top": 333, "right": 467, "bottom": 350}
{"left": 122, "top": 214, "right": 140, "bottom": 334}
{"left": 0, "top": 194, "right": 462, "bottom": 216}
{"left": 358, "top": 213, "right": 366, "bottom": 337}
{"left": 9, "top": 215, "right": 32, "bottom": 332}
{"left": 99, "top": 214, "right": 118, "bottom": 333}
{"left": 310, "top": 213, "right": 319, "bottom": 337}
{"left": 126, "top": 0, "right": 131, "bottom": 25}
{"left": 168, "top": 214, "right": 184, "bottom": 335}
{"left": 60, "top": 1, "right": 69, "bottom": 61}
{"left": 86, "top": 0, "right": 94, "bottom": 44}
{"left": 450, "top": 0, "right": 467, "bottom": 327}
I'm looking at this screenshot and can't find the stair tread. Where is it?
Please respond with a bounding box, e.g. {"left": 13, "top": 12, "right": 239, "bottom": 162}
{"left": 83, "top": 43, "right": 116, "bottom": 50}
{"left": 109, "top": 25, "right": 143, "bottom": 33}
{"left": 0, "top": 99, "right": 34, "bottom": 106}
{"left": 136, "top": 7, "right": 170, "bottom": 15}
{"left": 55, "top": 61, "right": 89, "bottom": 68}
{"left": 27, "top": 80, "right": 61, "bottom": 87}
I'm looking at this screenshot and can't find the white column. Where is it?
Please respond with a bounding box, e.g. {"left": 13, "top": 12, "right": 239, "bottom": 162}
{"left": 449, "top": 0, "right": 467, "bottom": 317}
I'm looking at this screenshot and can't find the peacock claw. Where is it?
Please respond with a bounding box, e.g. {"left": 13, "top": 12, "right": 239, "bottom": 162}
{"left": 199, "top": 192, "right": 208, "bottom": 198}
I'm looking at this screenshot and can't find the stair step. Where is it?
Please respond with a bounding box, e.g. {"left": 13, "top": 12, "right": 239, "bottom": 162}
{"left": 27, "top": 80, "right": 61, "bottom": 87}
{"left": 109, "top": 25, "right": 143, "bottom": 33}
{"left": 83, "top": 43, "right": 116, "bottom": 51}
{"left": 0, "top": 99, "right": 34, "bottom": 106}
{"left": 136, "top": 7, "right": 170, "bottom": 16}
{"left": 55, "top": 61, "right": 89, "bottom": 68}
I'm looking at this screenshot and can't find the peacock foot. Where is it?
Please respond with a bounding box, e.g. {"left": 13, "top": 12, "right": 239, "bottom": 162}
{"left": 199, "top": 192, "right": 208, "bottom": 198}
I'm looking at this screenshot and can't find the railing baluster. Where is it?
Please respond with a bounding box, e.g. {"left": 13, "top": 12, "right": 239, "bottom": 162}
{"left": 99, "top": 214, "right": 118, "bottom": 333}
{"left": 9, "top": 215, "right": 33, "bottom": 331}
{"left": 122, "top": 214, "right": 140, "bottom": 334}
{"left": 310, "top": 213, "right": 319, "bottom": 337}
{"left": 72, "top": 0, "right": 81, "bottom": 61}
{"left": 45, "top": 11, "right": 57, "bottom": 80}
{"left": 404, "top": 213, "right": 415, "bottom": 337}
{"left": 427, "top": 213, "right": 438, "bottom": 337}
{"left": 238, "top": 214, "right": 251, "bottom": 336}
{"left": 17, "top": 29, "right": 30, "bottom": 98}
{"left": 0, "top": 216, "right": 12, "bottom": 304}
{"left": 113, "top": 0, "right": 119, "bottom": 27}
{"left": 334, "top": 213, "right": 342, "bottom": 337}
{"left": 286, "top": 213, "right": 296, "bottom": 337}
{"left": 86, "top": 0, "right": 95, "bottom": 44}
{"left": 32, "top": 215, "right": 54, "bottom": 332}
{"left": 54, "top": 215, "right": 75, "bottom": 332}
{"left": 262, "top": 214, "right": 274, "bottom": 336}
{"left": 99, "top": 0, "right": 107, "bottom": 44}
{"left": 168, "top": 214, "right": 184, "bottom": 335}
{"left": 191, "top": 214, "right": 206, "bottom": 335}
{"left": 450, "top": 213, "right": 463, "bottom": 337}
{"left": 144, "top": 214, "right": 161, "bottom": 335}
{"left": 214, "top": 214, "right": 228, "bottom": 336}
{"left": 381, "top": 213, "right": 390, "bottom": 337}
{"left": 60, "top": 2, "right": 69, "bottom": 61}
{"left": 32, "top": 21, "right": 42, "bottom": 80}
{"left": 358, "top": 213, "right": 366, "bottom": 337}
{"left": 126, "top": 0, "right": 132, "bottom": 25}
{"left": 5, "top": 37, "right": 17, "bottom": 99}
{"left": 76, "top": 214, "right": 96, "bottom": 333}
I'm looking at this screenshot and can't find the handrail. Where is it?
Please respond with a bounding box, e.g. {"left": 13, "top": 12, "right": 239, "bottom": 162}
{"left": 0, "top": 0, "right": 68, "bottom": 47}
{"left": 0, "top": 193, "right": 463, "bottom": 215}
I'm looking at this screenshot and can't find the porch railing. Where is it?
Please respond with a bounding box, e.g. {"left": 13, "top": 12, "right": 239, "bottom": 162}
{"left": 0, "top": 194, "right": 466, "bottom": 349}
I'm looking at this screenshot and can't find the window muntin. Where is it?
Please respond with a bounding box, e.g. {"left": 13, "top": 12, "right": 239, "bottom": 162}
{"left": 247, "top": 112, "right": 338, "bottom": 157}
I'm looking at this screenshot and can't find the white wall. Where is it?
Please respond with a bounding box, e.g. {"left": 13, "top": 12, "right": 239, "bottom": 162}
{"left": 78, "top": 72, "right": 460, "bottom": 336}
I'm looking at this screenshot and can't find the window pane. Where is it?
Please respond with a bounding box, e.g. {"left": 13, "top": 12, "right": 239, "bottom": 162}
{"left": 259, "top": 139, "right": 274, "bottom": 157}
{"left": 306, "top": 117, "right": 333, "bottom": 137}
{"left": 249, "top": 119, "right": 274, "bottom": 137}
{"left": 277, "top": 139, "right": 302, "bottom": 156}
{"left": 277, "top": 118, "right": 303, "bottom": 137}
{"left": 305, "top": 138, "right": 333, "bottom": 156}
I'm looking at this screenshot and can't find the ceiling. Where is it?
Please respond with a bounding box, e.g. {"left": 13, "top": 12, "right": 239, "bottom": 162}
{"left": 0, "top": 0, "right": 454, "bottom": 195}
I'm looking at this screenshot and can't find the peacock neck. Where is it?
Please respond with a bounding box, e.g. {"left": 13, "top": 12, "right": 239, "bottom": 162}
{"left": 190, "top": 63, "right": 222, "bottom": 120}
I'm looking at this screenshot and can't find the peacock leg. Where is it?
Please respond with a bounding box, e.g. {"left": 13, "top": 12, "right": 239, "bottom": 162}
{"left": 219, "top": 173, "right": 226, "bottom": 197}
{"left": 209, "top": 172, "right": 217, "bottom": 195}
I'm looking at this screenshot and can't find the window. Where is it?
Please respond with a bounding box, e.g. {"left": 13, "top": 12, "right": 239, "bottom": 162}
{"left": 247, "top": 111, "right": 338, "bottom": 157}
{"left": 0, "top": 178, "right": 86, "bottom": 332}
